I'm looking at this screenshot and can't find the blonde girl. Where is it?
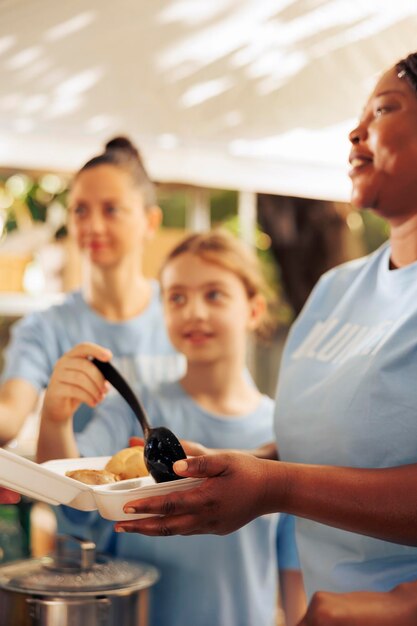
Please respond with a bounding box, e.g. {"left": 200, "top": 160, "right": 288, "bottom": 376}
{"left": 38, "top": 229, "right": 306, "bottom": 626}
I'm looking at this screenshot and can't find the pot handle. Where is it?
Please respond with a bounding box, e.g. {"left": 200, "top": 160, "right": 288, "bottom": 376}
{"left": 55, "top": 534, "right": 96, "bottom": 570}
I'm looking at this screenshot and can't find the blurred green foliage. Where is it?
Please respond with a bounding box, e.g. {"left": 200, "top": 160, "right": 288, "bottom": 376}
{"left": 157, "top": 188, "right": 188, "bottom": 228}
{"left": 0, "top": 171, "right": 389, "bottom": 331}
{"left": 210, "top": 189, "right": 238, "bottom": 225}
{"left": 0, "top": 173, "right": 68, "bottom": 236}
{"left": 360, "top": 209, "right": 389, "bottom": 253}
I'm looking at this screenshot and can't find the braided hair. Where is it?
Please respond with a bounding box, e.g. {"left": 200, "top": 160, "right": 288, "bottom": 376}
{"left": 396, "top": 52, "right": 417, "bottom": 95}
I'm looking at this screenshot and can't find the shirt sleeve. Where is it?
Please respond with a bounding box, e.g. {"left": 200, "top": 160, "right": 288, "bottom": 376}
{"left": 276, "top": 514, "right": 301, "bottom": 571}
{"left": 76, "top": 393, "right": 137, "bottom": 457}
{"left": 1, "top": 312, "right": 56, "bottom": 390}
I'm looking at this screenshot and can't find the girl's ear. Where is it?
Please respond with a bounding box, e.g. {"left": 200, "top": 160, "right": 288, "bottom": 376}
{"left": 145, "top": 206, "right": 163, "bottom": 240}
{"left": 247, "top": 293, "right": 267, "bottom": 331}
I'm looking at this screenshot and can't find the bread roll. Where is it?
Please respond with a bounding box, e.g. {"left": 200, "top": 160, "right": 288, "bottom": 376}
{"left": 105, "top": 446, "right": 149, "bottom": 480}
{"left": 66, "top": 469, "right": 118, "bottom": 485}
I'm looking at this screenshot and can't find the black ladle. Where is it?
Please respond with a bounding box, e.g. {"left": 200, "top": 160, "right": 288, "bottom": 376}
{"left": 91, "top": 358, "right": 186, "bottom": 483}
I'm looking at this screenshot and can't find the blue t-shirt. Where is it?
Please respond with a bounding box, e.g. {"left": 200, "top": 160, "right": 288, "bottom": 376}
{"left": 2, "top": 283, "right": 186, "bottom": 552}
{"left": 76, "top": 381, "right": 299, "bottom": 626}
{"left": 274, "top": 242, "right": 417, "bottom": 598}
{"left": 2, "top": 283, "right": 185, "bottom": 431}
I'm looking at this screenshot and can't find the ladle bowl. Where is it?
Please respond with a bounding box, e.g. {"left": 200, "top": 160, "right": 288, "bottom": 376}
{"left": 91, "top": 359, "right": 186, "bottom": 483}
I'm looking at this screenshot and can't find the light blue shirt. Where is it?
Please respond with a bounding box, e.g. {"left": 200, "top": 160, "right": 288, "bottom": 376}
{"left": 1, "top": 283, "right": 185, "bottom": 431}
{"left": 274, "top": 242, "right": 417, "bottom": 598}
{"left": 76, "top": 381, "right": 298, "bottom": 626}
{"left": 1, "top": 282, "right": 186, "bottom": 557}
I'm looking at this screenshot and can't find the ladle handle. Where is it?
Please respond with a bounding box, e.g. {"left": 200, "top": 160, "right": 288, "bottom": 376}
{"left": 91, "top": 358, "right": 151, "bottom": 437}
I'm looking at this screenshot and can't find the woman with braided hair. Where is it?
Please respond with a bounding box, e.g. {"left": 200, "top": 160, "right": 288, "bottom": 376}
{"left": 115, "top": 52, "right": 417, "bottom": 622}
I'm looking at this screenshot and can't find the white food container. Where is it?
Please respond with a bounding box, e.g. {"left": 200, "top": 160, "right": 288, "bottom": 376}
{"left": 0, "top": 448, "right": 203, "bottom": 521}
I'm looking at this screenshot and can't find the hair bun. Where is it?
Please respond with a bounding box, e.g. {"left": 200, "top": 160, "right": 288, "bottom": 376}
{"left": 78, "top": 135, "right": 155, "bottom": 205}
{"left": 105, "top": 136, "right": 143, "bottom": 163}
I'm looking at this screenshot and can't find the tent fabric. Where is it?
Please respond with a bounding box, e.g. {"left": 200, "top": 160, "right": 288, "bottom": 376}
{"left": 0, "top": 0, "right": 416, "bottom": 200}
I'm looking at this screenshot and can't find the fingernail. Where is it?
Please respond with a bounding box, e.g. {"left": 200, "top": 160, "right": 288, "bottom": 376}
{"left": 175, "top": 460, "right": 188, "bottom": 472}
{"left": 124, "top": 507, "right": 135, "bottom": 514}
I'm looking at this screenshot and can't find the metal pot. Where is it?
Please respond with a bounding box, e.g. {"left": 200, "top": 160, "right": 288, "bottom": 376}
{"left": 0, "top": 535, "right": 159, "bottom": 626}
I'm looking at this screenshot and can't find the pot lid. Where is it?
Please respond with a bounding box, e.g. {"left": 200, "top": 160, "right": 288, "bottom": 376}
{"left": 0, "top": 536, "right": 159, "bottom": 596}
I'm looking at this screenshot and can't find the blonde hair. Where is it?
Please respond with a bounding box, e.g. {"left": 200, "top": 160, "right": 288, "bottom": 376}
{"left": 160, "top": 229, "right": 275, "bottom": 341}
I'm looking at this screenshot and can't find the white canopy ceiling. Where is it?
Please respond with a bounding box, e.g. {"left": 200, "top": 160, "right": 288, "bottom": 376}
{"left": 0, "top": 0, "right": 416, "bottom": 201}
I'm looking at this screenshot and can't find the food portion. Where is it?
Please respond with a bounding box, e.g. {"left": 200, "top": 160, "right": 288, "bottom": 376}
{"left": 105, "top": 446, "right": 149, "bottom": 480}
{"left": 66, "top": 446, "right": 149, "bottom": 485}
{"left": 65, "top": 469, "right": 118, "bottom": 485}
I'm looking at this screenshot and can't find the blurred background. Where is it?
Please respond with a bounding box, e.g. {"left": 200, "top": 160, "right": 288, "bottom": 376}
{"left": 0, "top": 0, "right": 409, "bottom": 395}
{"left": 0, "top": 0, "right": 414, "bottom": 599}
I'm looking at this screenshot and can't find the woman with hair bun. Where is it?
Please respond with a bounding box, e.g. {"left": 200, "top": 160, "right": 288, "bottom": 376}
{"left": 0, "top": 136, "right": 184, "bottom": 441}
{"left": 0, "top": 136, "right": 185, "bottom": 556}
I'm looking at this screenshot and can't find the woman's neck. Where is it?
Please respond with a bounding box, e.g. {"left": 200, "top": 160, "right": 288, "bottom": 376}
{"left": 82, "top": 262, "right": 151, "bottom": 321}
{"left": 180, "top": 359, "right": 261, "bottom": 417}
{"left": 388, "top": 214, "right": 417, "bottom": 268}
